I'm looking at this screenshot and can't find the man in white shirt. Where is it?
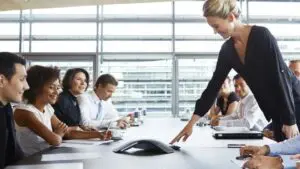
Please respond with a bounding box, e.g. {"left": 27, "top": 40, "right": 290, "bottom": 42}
{"left": 211, "top": 74, "right": 268, "bottom": 131}
{"left": 77, "top": 74, "right": 128, "bottom": 129}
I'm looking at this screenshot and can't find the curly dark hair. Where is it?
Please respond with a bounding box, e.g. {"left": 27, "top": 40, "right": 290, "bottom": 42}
{"left": 23, "top": 65, "right": 60, "bottom": 104}
{"left": 62, "top": 68, "right": 89, "bottom": 91}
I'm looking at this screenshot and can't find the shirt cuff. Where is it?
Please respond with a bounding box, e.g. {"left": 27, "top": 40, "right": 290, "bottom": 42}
{"left": 220, "top": 120, "right": 235, "bottom": 127}
{"left": 218, "top": 120, "right": 227, "bottom": 126}
{"left": 268, "top": 143, "right": 283, "bottom": 156}
{"left": 280, "top": 155, "right": 296, "bottom": 169}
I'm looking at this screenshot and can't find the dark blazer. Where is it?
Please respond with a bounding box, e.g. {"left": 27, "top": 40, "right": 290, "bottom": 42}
{"left": 0, "top": 103, "right": 23, "bottom": 169}
{"left": 52, "top": 90, "right": 82, "bottom": 126}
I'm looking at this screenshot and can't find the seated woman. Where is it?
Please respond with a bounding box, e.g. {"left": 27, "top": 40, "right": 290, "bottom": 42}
{"left": 14, "top": 66, "right": 111, "bottom": 156}
{"left": 52, "top": 68, "right": 90, "bottom": 129}
{"left": 209, "top": 77, "right": 240, "bottom": 118}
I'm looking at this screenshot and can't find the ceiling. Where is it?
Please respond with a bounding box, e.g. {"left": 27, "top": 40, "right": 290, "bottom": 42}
{"left": 0, "top": 0, "right": 170, "bottom": 11}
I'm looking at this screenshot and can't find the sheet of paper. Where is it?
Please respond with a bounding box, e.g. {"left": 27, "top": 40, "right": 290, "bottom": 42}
{"left": 57, "top": 142, "right": 96, "bottom": 148}
{"left": 212, "top": 126, "right": 250, "bottom": 132}
{"left": 5, "top": 163, "right": 83, "bottom": 169}
{"left": 231, "top": 158, "right": 248, "bottom": 168}
{"left": 58, "top": 140, "right": 113, "bottom": 148}
{"left": 41, "top": 152, "right": 101, "bottom": 161}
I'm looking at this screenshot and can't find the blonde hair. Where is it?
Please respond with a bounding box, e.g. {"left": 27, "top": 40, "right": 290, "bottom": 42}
{"left": 203, "top": 0, "right": 241, "bottom": 19}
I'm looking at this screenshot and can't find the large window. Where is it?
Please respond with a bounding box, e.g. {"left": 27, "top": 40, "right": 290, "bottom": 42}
{"left": 32, "top": 6, "right": 97, "bottom": 15}
{"left": 101, "top": 60, "right": 172, "bottom": 116}
{"left": 32, "top": 23, "right": 97, "bottom": 36}
{"left": 178, "top": 58, "right": 216, "bottom": 115}
{"left": 0, "top": 41, "right": 19, "bottom": 52}
{"left": 1, "top": 1, "right": 300, "bottom": 117}
{"left": 27, "top": 55, "right": 95, "bottom": 88}
{"left": 249, "top": 2, "right": 300, "bottom": 17}
{"left": 103, "top": 23, "right": 172, "bottom": 36}
{"left": 31, "top": 41, "right": 96, "bottom": 52}
{"left": 249, "top": 1, "right": 300, "bottom": 58}
{"left": 103, "top": 2, "right": 171, "bottom": 15}
{"left": 103, "top": 41, "right": 171, "bottom": 52}
{"left": 0, "top": 23, "right": 19, "bottom": 35}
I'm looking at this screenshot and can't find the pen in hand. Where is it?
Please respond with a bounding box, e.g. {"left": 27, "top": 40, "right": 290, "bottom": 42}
{"left": 104, "top": 122, "right": 112, "bottom": 140}
{"left": 236, "top": 154, "right": 253, "bottom": 160}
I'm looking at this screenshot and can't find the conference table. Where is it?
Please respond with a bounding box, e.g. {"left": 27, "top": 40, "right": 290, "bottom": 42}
{"left": 7, "top": 117, "right": 275, "bottom": 169}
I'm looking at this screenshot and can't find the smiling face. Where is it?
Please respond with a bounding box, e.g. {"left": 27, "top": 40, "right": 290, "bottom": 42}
{"left": 206, "top": 14, "right": 236, "bottom": 39}
{"left": 69, "top": 72, "right": 87, "bottom": 95}
{"left": 0, "top": 63, "right": 29, "bottom": 104}
{"left": 234, "top": 77, "right": 249, "bottom": 98}
{"left": 39, "top": 79, "right": 61, "bottom": 105}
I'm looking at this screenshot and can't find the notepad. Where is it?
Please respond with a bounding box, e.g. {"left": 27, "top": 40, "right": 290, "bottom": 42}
{"left": 41, "top": 152, "right": 101, "bottom": 161}
{"left": 5, "top": 162, "right": 83, "bottom": 169}
{"left": 58, "top": 139, "right": 113, "bottom": 148}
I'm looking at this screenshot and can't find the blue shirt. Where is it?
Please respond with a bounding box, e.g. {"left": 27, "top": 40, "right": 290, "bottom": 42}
{"left": 268, "top": 135, "right": 300, "bottom": 168}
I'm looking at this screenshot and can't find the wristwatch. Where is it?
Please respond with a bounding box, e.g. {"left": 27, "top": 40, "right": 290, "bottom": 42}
{"left": 263, "top": 145, "right": 271, "bottom": 155}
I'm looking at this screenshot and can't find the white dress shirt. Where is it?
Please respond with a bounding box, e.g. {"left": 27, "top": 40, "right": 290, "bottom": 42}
{"left": 219, "top": 93, "right": 268, "bottom": 131}
{"left": 77, "top": 91, "right": 120, "bottom": 129}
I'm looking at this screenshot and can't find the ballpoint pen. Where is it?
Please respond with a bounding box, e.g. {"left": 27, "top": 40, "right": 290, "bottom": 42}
{"left": 105, "top": 121, "right": 112, "bottom": 139}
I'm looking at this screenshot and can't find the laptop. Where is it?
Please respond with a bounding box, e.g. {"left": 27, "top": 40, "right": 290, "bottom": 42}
{"left": 213, "top": 131, "right": 263, "bottom": 139}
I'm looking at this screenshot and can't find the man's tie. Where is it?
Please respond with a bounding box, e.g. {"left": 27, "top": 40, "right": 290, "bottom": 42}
{"left": 96, "top": 101, "right": 103, "bottom": 121}
{"left": 239, "top": 102, "right": 245, "bottom": 119}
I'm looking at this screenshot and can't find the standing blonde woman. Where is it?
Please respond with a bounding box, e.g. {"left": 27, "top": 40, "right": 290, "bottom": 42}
{"left": 170, "top": 0, "right": 300, "bottom": 143}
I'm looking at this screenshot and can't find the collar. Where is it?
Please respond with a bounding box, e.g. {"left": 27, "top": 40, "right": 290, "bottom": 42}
{"left": 0, "top": 100, "right": 9, "bottom": 108}
{"left": 240, "top": 92, "right": 252, "bottom": 105}
{"left": 64, "top": 90, "right": 77, "bottom": 101}
{"left": 91, "top": 90, "right": 101, "bottom": 104}
{"left": 0, "top": 102, "right": 11, "bottom": 110}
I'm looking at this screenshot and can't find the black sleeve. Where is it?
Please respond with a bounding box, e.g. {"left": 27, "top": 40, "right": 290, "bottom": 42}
{"left": 194, "top": 43, "right": 232, "bottom": 116}
{"left": 0, "top": 112, "right": 6, "bottom": 169}
{"left": 292, "top": 75, "right": 300, "bottom": 102}
{"left": 227, "top": 92, "right": 240, "bottom": 104}
{"left": 216, "top": 96, "right": 222, "bottom": 108}
{"left": 262, "top": 27, "right": 296, "bottom": 125}
{"left": 52, "top": 96, "right": 67, "bottom": 124}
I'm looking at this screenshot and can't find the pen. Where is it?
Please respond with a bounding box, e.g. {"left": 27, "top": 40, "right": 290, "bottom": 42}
{"left": 236, "top": 154, "right": 253, "bottom": 160}
{"left": 105, "top": 122, "right": 112, "bottom": 139}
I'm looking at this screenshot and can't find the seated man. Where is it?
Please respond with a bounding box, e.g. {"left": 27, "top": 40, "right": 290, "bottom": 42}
{"left": 78, "top": 74, "right": 128, "bottom": 129}
{"left": 240, "top": 135, "right": 300, "bottom": 169}
{"left": 289, "top": 60, "right": 300, "bottom": 79}
{"left": 211, "top": 74, "right": 268, "bottom": 131}
{"left": 0, "top": 52, "right": 29, "bottom": 168}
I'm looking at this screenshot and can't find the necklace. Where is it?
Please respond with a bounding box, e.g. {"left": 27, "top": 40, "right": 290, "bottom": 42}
{"left": 31, "top": 104, "right": 46, "bottom": 125}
